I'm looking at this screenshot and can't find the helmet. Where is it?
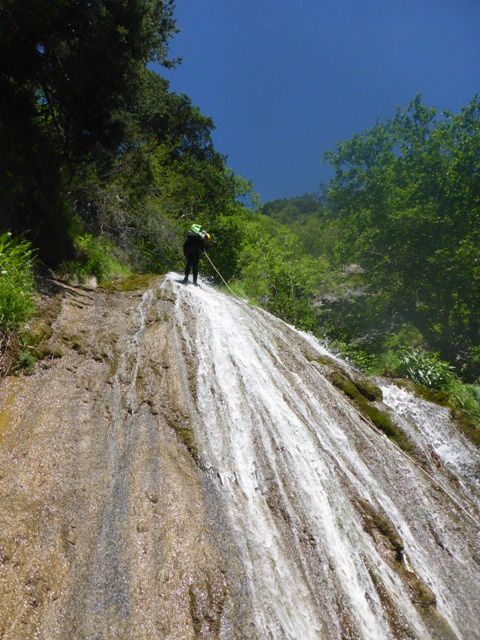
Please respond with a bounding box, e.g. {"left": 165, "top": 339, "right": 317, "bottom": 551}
{"left": 190, "top": 223, "right": 204, "bottom": 235}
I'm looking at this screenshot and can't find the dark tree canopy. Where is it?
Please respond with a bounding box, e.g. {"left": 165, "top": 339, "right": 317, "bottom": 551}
{"left": 0, "top": 0, "right": 178, "bottom": 260}
{"left": 0, "top": 0, "right": 177, "bottom": 157}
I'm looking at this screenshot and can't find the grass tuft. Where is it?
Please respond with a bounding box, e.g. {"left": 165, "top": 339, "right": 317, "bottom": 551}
{"left": 59, "top": 232, "right": 130, "bottom": 284}
{"left": 0, "top": 232, "right": 35, "bottom": 332}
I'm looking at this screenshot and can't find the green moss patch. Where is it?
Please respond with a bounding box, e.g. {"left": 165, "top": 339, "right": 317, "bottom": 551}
{"left": 354, "top": 377, "right": 383, "bottom": 402}
{"left": 358, "top": 499, "right": 404, "bottom": 562}
{"left": 329, "top": 371, "right": 360, "bottom": 400}
{"left": 306, "top": 353, "right": 341, "bottom": 368}
{"left": 308, "top": 350, "right": 382, "bottom": 402}
{"left": 364, "top": 405, "right": 413, "bottom": 452}
{"left": 164, "top": 408, "right": 198, "bottom": 460}
{"left": 177, "top": 426, "right": 197, "bottom": 459}
{"left": 330, "top": 372, "right": 413, "bottom": 453}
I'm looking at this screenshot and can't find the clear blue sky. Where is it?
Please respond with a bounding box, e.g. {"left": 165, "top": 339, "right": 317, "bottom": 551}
{"left": 151, "top": 0, "right": 480, "bottom": 202}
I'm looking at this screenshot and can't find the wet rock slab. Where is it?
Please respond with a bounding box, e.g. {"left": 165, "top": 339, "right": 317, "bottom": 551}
{"left": 0, "top": 280, "right": 233, "bottom": 640}
{"left": 0, "top": 275, "right": 479, "bottom": 640}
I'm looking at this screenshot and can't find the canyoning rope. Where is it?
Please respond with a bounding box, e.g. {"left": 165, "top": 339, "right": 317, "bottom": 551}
{"left": 204, "top": 251, "right": 240, "bottom": 299}
{"left": 344, "top": 396, "right": 480, "bottom": 530}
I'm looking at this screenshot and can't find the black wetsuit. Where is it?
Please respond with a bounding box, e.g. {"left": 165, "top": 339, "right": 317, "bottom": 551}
{"left": 183, "top": 233, "right": 206, "bottom": 284}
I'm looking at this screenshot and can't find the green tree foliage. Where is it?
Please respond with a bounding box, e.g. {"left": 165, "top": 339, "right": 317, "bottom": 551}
{"left": 324, "top": 96, "right": 480, "bottom": 377}
{"left": 0, "top": 2, "right": 236, "bottom": 275}
{"left": 262, "top": 192, "right": 341, "bottom": 259}
{"left": 258, "top": 97, "right": 479, "bottom": 382}
{"left": 263, "top": 192, "right": 326, "bottom": 223}
{"left": 204, "top": 207, "right": 245, "bottom": 281}
{"left": 216, "top": 208, "right": 332, "bottom": 331}
{"left": 1, "top": 0, "right": 177, "bottom": 157}
{"left": 0, "top": 0, "right": 177, "bottom": 261}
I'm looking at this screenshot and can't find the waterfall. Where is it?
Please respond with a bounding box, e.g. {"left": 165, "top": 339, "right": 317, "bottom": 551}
{"left": 165, "top": 274, "right": 480, "bottom": 640}
{"left": 0, "top": 275, "right": 478, "bottom": 639}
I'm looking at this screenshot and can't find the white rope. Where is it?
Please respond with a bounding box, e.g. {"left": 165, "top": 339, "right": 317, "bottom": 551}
{"left": 204, "top": 251, "right": 240, "bottom": 299}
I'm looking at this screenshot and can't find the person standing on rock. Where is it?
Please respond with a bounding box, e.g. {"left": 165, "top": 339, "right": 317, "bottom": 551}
{"left": 182, "top": 223, "right": 211, "bottom": 286}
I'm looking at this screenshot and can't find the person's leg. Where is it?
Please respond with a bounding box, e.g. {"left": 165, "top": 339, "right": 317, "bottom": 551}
{"left": 183, "top": 251, "right": 193, "bottom": 283}
{"left": 192, "top": 256, "right": 199, "bottom": 285}
{"left": 183, "top": 261, "right": 190, "bottom": 283}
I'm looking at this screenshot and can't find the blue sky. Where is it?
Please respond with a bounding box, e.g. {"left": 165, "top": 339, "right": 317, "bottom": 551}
{"left": 151, "top": 0, "right": 480, "bottom": 202}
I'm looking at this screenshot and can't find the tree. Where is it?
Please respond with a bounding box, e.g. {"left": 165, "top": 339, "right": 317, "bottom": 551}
{"left": 324, "top": 95, "right": 480, "bottom": 373}
{"left": 0, "top": 0, "right": 177, "bottom": 261}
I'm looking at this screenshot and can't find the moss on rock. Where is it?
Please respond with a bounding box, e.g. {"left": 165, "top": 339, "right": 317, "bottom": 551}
{"left": 363, "top": 404, "right": 413, "bottom": 453}
{"left": 329, "top": 371, "right": 413, "bottom": 453}
{"left": 329, "top": 371, "right": 361, "bottom": 401}
{"left": 358, "top": 498, "right": 404, "bottom": 562}
{"left": 177, "top": 427, "right": 197, "bottom": 459}
{"left": 354, "top": 377, "right": 383, "bottom": 402}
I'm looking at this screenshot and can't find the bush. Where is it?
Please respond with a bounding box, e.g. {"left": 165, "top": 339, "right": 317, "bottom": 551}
{"left": 59, "top": 233, "right": 130, "bottom": 284}
{"left": 366, "top": 350, "right": 402, "bottom": 377}
{"left": 15, "top": 347, "right": 37, "bottom": 375}
{"left": 384, "top": 324, "right": 424, "bottom": 350}
{"left": 229, "top": 211, "right": 325, "bottom": 330}
{"left": 333, "top": 342, "right": 375, "bottom": 370}
{"left": 448, "top": 382, "right": 480, "bottom": 427}
{"left": 0, "top": 232, "right": 35, "bottom": 331}
{"left": 397, "top": 348, "right": 455, "bottom": 390}
{"left": 462, "top": 346, "right": 480, "bottom": 383}
{"left": 204, "top": 212, "right": 244, "bottom": 282}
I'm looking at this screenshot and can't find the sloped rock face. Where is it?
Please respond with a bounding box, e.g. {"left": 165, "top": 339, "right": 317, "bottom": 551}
{"left": 0, "top": 281, "right": 234, "bottom": 640}
{"left": 0, "top": 275, "right": 479, "bottom": 640}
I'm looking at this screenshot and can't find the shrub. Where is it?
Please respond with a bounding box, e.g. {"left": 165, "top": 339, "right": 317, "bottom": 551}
{"left": 0, "top": 232, "right": 35, "bottom": 331}
{"left": 15, "top": 347, "right": 37, "bottom": 375}
{"left": 335, "top": 342, "right": 375, "bottom": 371}
{"left": 367, "top": 349, "right": 402, "bottom": 377}
{"left": 448, "top": 382, "right": 480, "bottom": 428}
{"left": 397, "top": 348, "right": 455, "bottom": 390}
{"left": 384, "top": 324, "right": 424, "bottom": 350}
{"left": 59, "top": 233, "right": 130, "bottom": 284}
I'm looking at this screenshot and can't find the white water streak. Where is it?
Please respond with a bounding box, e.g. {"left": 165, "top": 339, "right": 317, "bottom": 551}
{"left": 165, "top": 274, "right": 480, "bottom": 640}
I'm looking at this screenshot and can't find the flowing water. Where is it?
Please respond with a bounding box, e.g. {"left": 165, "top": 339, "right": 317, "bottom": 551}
{"left": 380, "top": 383, "right": 480, "bottom": 511}
{"left": 0, "top": 275, "right": 478, "bottom": 639}
{"left": 167, "top": 274, "right": 480, "bottom": 640}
